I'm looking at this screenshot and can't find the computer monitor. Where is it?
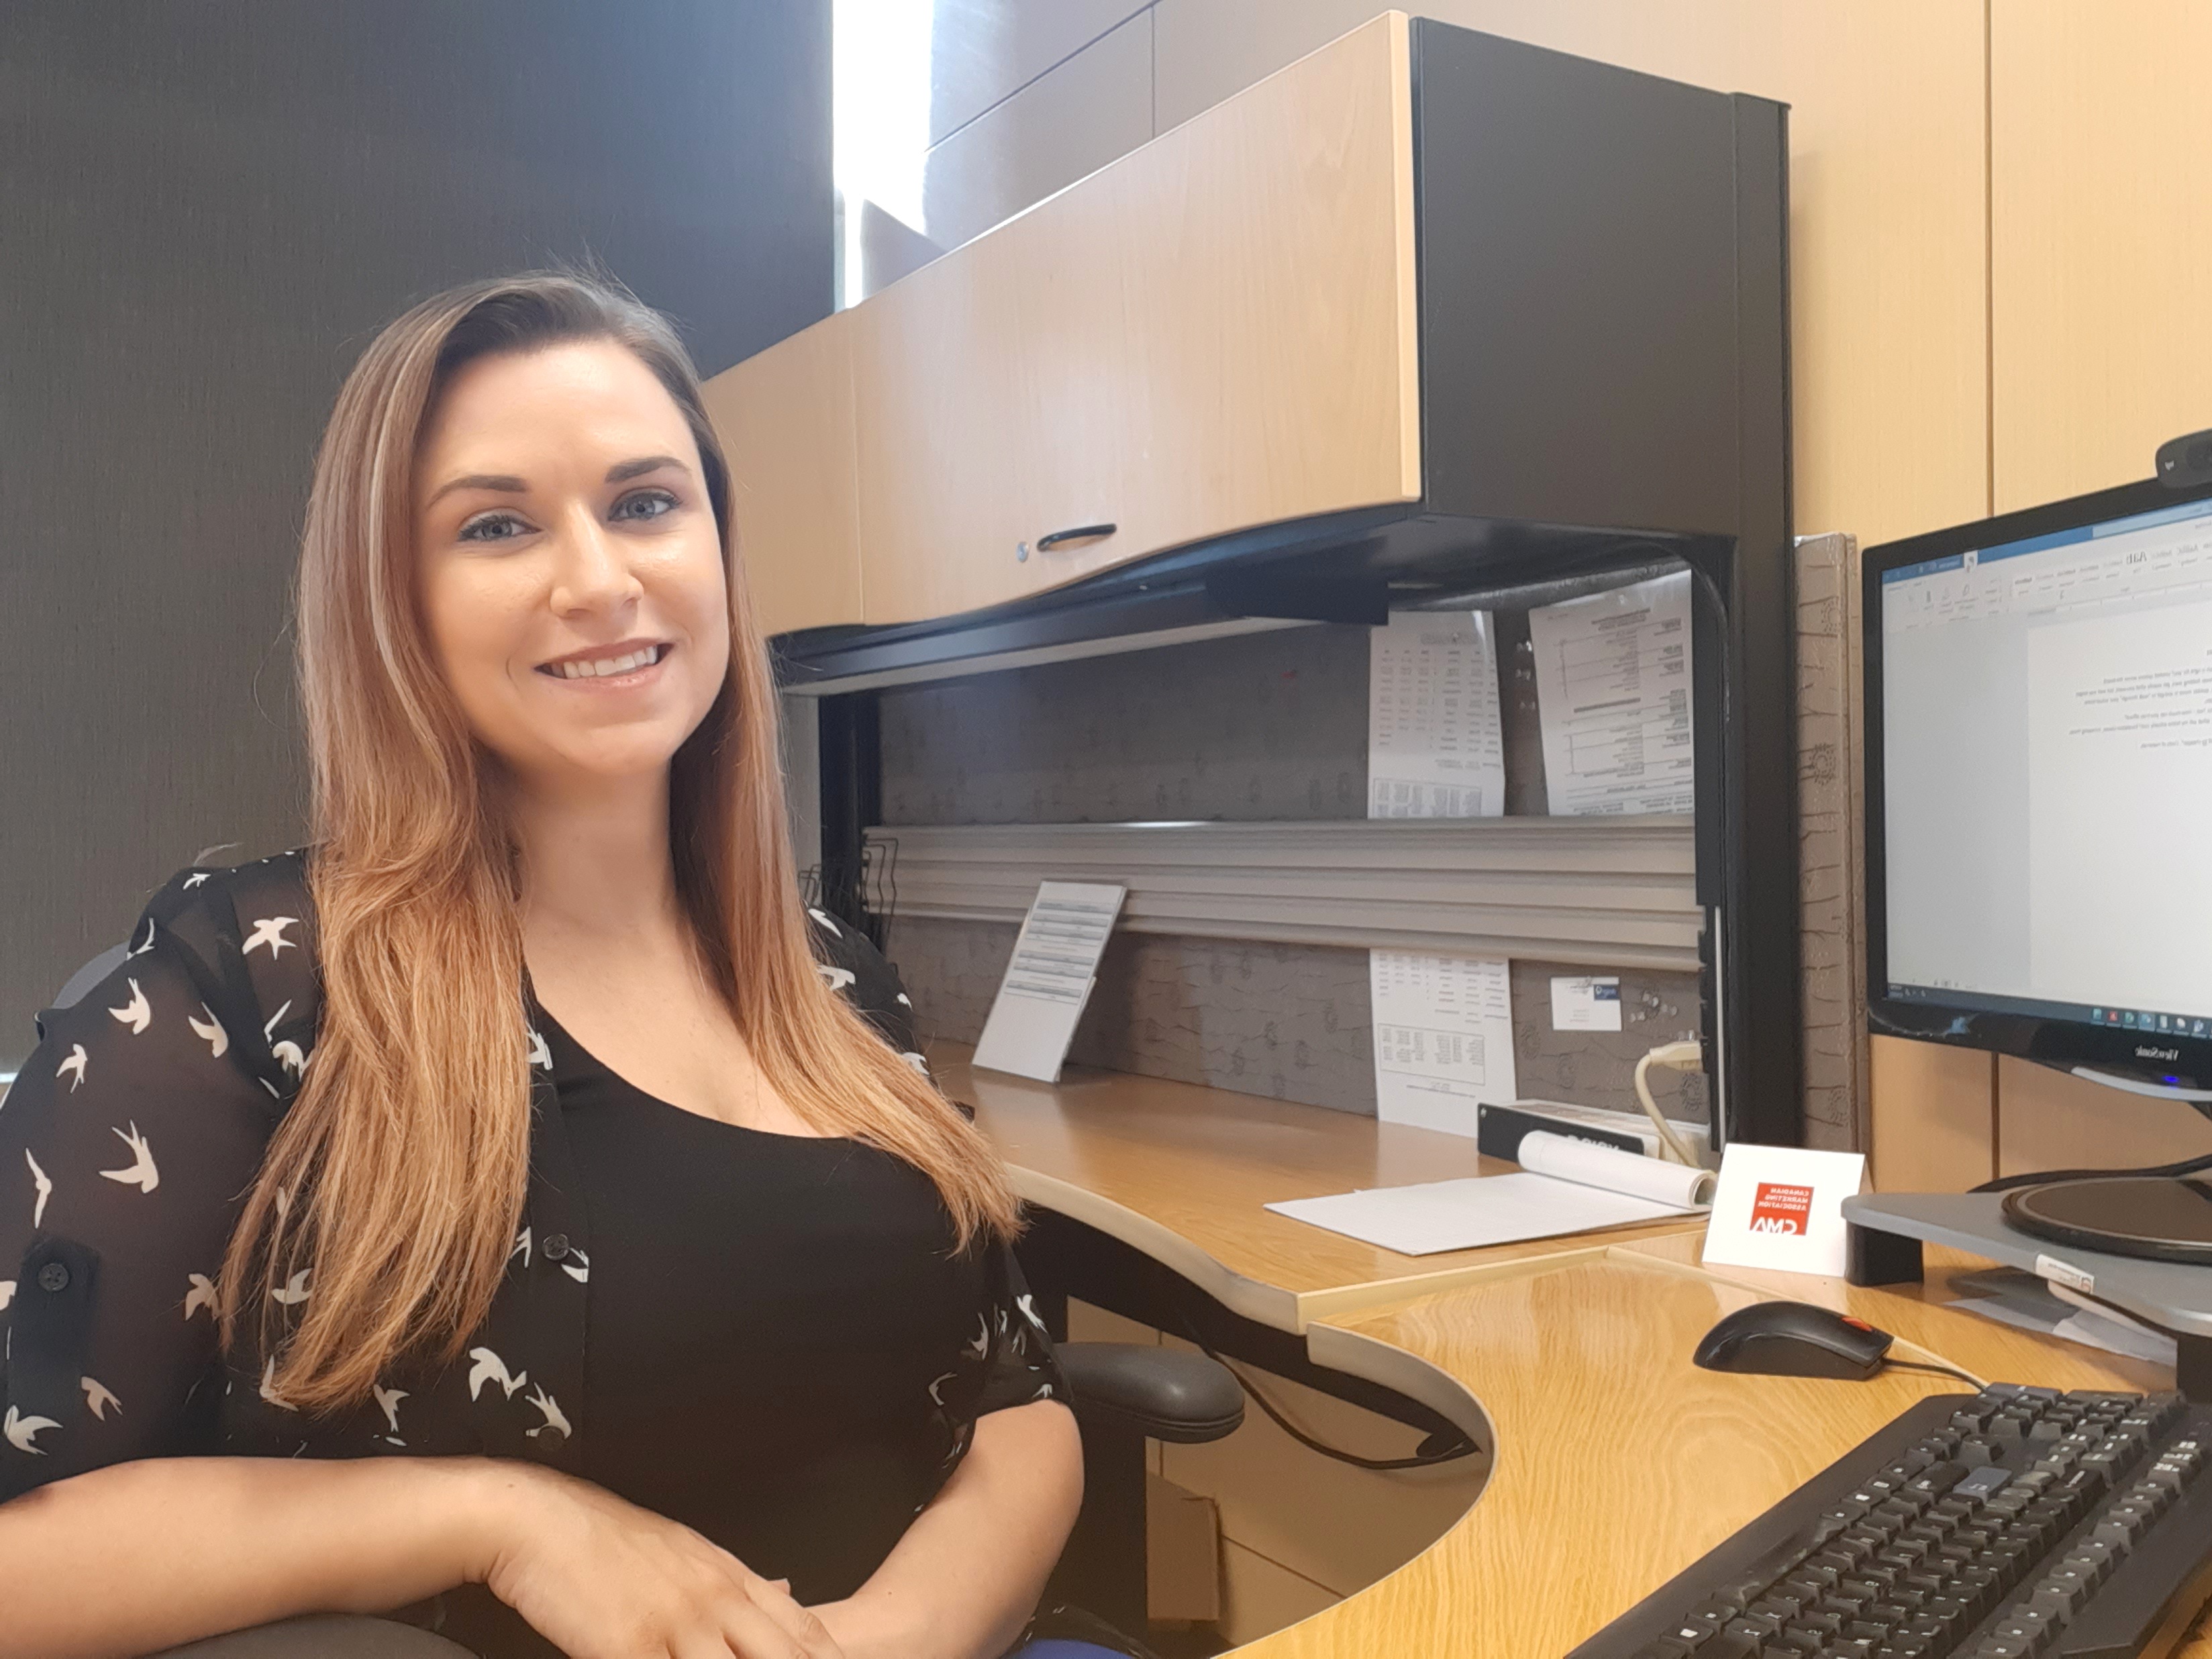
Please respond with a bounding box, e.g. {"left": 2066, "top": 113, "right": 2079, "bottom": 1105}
{"left": 1864, "top": 473, "right": 2212, "bottom": 1105}
{"left": 1864, "top": 470, "right": 2212, "bottom": 1263}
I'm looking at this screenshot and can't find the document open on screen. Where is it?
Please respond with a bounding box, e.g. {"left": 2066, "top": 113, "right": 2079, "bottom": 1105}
{"left": 1882, "top": 496, "right": 2212, "bottom": 1022}
{"left": 2026, "top": 600, "right": 2212, "bottom": 1010}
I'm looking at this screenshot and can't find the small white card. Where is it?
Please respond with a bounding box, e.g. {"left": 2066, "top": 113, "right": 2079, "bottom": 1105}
{"left": 1700, "top": 1143, "right": 1869, "bottom": 1278}
{"left": 971, "top": 881, "right": 1126, "bottom": 1083}
{"left": 1550, "top": 974, "right": 1623, "bottom": 1032}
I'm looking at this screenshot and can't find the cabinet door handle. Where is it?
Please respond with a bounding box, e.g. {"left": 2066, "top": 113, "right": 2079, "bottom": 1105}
{"left": 1036, "top": 522, "right": 1117, "bottom": 552}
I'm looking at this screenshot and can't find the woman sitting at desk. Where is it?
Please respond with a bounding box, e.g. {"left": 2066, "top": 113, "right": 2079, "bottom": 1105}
{"left": 0, "top": 273, "right": 1085, "bottom": 1659}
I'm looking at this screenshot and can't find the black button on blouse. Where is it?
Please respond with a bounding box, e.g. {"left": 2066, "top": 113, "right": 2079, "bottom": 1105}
{"left": 0, "top": 850, "right": 1063, "bottom": 1657}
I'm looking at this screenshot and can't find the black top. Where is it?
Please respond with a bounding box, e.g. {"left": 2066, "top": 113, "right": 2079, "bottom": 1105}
{"left": 0, "top": 850, "right": 1061, "bottom": 1654}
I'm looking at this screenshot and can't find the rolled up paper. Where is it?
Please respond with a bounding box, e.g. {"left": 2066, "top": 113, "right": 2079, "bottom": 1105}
{"left": 1516, "top": 1128, "right": 1715, "bottom": 1209}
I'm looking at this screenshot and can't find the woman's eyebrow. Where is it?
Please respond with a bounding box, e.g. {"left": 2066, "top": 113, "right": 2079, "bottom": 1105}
{"left": 425, "top": 472, "right": 526, "bottom": 508}
{"left": 423, "top": 456, "right": 685, "bottom": 509}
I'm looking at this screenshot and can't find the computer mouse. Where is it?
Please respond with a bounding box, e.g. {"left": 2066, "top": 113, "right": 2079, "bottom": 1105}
{"left": 1693, "top": 1299, "right": 1895, "bottom": 1380}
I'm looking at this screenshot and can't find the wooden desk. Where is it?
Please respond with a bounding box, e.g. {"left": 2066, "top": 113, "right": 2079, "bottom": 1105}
{"left": 939, "top": 1044, "right": 1699, "bottom": 1334}
{"left": 949, "top": 1049, "right": 2211, "bottom": 1656}
{"left": 1255, "top": 1238, "right": 2209, "bottom": 1656}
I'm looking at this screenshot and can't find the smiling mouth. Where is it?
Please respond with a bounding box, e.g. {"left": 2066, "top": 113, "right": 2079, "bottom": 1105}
{"left": 535, "top": 642, "right": 672, "bottom": 681}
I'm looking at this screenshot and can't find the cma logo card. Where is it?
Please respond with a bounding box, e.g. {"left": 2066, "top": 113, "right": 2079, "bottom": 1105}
{"left": 1702, "top": 1144, "right": 1868, "bottom": 1277}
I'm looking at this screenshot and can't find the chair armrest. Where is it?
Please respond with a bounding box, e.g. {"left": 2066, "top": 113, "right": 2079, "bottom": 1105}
{"left": 1055, "top": 1342, "right": 1244, "bottom": 1444}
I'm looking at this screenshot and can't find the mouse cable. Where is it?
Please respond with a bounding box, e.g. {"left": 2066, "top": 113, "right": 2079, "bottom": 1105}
{"left": 1882, "top": 1357, "right": 1987, "bottom": 1389}
{"left": 1970, "top": 1150, "right": 2212, "bottom": 1195}
{"left": 1170, "top": 1313, "right": 1481, "bottom": 1471}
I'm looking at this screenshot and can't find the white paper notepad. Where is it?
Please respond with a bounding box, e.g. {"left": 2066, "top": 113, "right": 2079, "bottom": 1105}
{"left": 970, "top": 881, "right": 1126, "bottom": 1083}
{"left": 1267, "top": 1130, "right": 1711, "bottom": 1256}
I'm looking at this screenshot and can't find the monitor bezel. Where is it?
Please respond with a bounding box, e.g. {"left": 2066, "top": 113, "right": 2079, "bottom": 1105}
{"left": 1861, "top": 470, "right": 2212, "bottom": 1091}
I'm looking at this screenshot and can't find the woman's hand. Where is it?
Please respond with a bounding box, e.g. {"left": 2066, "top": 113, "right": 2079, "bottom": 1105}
{"left": 475, "top": 1462, "right": 846, "bottom": 1659}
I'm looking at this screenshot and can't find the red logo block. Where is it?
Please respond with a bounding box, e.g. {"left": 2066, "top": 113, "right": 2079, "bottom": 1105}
{"left": 1748, "top": 1180, "right": 1815, "bottom": 1236}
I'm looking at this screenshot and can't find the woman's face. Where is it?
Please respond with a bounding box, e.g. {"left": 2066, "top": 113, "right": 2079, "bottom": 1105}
{"left": 413, "top": 339, "right": 731, "bottom": 797}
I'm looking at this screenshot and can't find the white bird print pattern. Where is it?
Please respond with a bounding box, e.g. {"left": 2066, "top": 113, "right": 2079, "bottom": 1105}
{"left": 559, "top": 1248, "right": 589, "bottom": 1285}
{"left": 372, "top": 1385, "right": 408, "bottom": 1437}
{"left": 3, "top": 1405, "right": 60, "bottom": 1455}
{"left": 466, "top": 1346, "right": 529, "bottom": 1401}
{"left": 99, "top": 1123, "right": 159, "bottom": 1194}
{"left": 242, "top": 915, "right": 299, "bottom": 958}
{"left": 55, "top": 1044, "right": 87, "bottom": 1092}
{"left": 269, "top": 1270, "right": 311, "bottom": 1306}
{"left": 895, "top": 992, "right": 912, "bottom": 1007}
{"left": 183, "top": 1273, "right": 218, "bottom": 1321}
{"left": 527, "top": 1027, "right": 552, "bottom": 1072}
{"left": 0, "top": 1280, "right": 13, "bottom": 1311}
{"left": 509, "top": 1227, "right": 532, "bottom": 1269}
{"left": 927, "top": 1371, "right": 957, "bottom": 1407}
{"left": 259, "top": 1358, "right": 296, "bottom": 1411}
{"left": 108, "top": 978, "right": 152, "bottom": 1034}
{"left": 816, "top": 964, "right": 856, "bottom": 991}
{"left": 807, "top": 908, "right": 842, "bottom": 936}
{"left": 128, "top": 915, "right": 158, "bottom": 956}
{"left": 26, "top": 1149, "right": 52, "bottom": 1228}
{"left": 524, "top": 1384, "right": 570, "bottom": 1440}
{"left": 965, "top": 1313, "right": 990, "bottom": 1360}
{"left": 899, "top": 1051, "right": 929, "bottom": 1076}
{"left": 81, "top": 1375, "right": 121, "bottom": 1420}
{"left": 271, "top": 1039, "right": 309, "bottom": 1078}
{"left": 188, "top": 1003, "right": 228, "bottom": 1058}
{"left": 181, "top": 870, "right": 211, "bottom": 889}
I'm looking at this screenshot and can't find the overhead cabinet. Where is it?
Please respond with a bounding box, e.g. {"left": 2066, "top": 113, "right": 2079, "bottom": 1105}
{"left": 707, "top": 11, "right": 1799, "bottom": 1150}
{"left": 847, "top": 13, "right": 1421, "bottom": 625}
{"left": 707, "top": 10, "right": 1777, "bottom": 637}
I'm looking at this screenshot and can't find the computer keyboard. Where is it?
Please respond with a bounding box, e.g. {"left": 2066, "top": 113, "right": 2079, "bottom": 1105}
{"left": 1571, "top": 1385, "right": 2212, "bottom": 1659}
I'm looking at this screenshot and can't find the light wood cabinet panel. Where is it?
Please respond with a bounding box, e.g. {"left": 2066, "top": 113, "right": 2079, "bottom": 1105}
{"left": 1992, "top": 0, "right": 2212, "bottom": 511}
{"left": 700, "top": 313, "right": 862, "bottom": 638}
{"left": 1997, "top": 1055, "right": 2212, "bottom": 1179}
{"left": 1868, "top": 1035, "right": 1993, "bottom": 1193}
{"left": 852, "top": 12, "right": 1419, "bottom": 627}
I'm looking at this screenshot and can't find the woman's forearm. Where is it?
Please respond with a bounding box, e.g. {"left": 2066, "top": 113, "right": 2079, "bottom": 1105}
{"left": 818, "top": 1399, "right": 1084, "bottom": 1659}
{"left": 0, "top": 1454, "right": 514, "bottom": 1659}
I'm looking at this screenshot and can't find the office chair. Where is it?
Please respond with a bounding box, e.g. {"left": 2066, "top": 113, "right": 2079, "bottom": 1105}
{"left": 39, "top": 939, "right": 1246, "bottom": 1658}
{"left": 1043, "top": 1343, "right": 1246, "bottom": 1648}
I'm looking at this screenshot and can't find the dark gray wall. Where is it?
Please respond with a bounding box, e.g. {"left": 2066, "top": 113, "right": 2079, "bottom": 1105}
{"left": 0, "top": 3, "right": 831, "bottom": 1065}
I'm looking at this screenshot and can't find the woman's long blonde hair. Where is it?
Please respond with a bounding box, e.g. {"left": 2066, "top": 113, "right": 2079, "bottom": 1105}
{"left": 220, "top": 272, "right": 1018, "bottom": 1412}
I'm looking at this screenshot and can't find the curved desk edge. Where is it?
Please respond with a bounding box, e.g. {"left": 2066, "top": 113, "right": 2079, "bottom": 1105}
{"left": 1007, "top": 1158, "right": 1694, "bottom": 1337}
{"left": 1010, "top": 1164, "right": 1303, "bottom": 1332}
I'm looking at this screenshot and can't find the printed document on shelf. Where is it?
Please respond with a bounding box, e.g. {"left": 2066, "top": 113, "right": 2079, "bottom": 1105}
{"left": 1368, "top": 950, "right": 1517, "bottom": 1138}
{"left": 1528, "top": 570, "right": 1695, "bottom": 815}
{"left": 971, "top": 881, "right": 1125, "bottom": 1084}
{"left": 1366, "top": 609, "right": 1506, "bottom": 817}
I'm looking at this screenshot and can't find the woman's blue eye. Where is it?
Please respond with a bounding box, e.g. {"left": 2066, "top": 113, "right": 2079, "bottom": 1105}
{"left": 613, "top": 488, "right": 678, "bottom": 521}
{"left": 458, "top": 511, "right": 530, "bottom": 542}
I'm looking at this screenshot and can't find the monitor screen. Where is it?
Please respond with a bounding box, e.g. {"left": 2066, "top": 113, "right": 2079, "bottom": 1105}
{"left": 1865, "top": 476, "right": 2212, "bottom": 1093}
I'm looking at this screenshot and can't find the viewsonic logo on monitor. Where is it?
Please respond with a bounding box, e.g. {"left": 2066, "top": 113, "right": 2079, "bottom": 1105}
{"left": 2135, "top": 1045, "right": 2181, "bottom": 1062}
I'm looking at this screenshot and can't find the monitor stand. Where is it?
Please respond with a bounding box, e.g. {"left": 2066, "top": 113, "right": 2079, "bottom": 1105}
{"left": 1842, "top": 1191, "right": 2212, "bottom": 1402}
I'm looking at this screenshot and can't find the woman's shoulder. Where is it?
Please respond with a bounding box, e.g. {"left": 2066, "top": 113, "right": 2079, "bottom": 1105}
{"left": 134, "top": 847, "right": 321, "bottom": 1094}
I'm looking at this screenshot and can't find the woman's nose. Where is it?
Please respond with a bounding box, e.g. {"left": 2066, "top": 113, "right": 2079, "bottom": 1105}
{"left": 548, "top": 509, "right": 642, "bottom": 614}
